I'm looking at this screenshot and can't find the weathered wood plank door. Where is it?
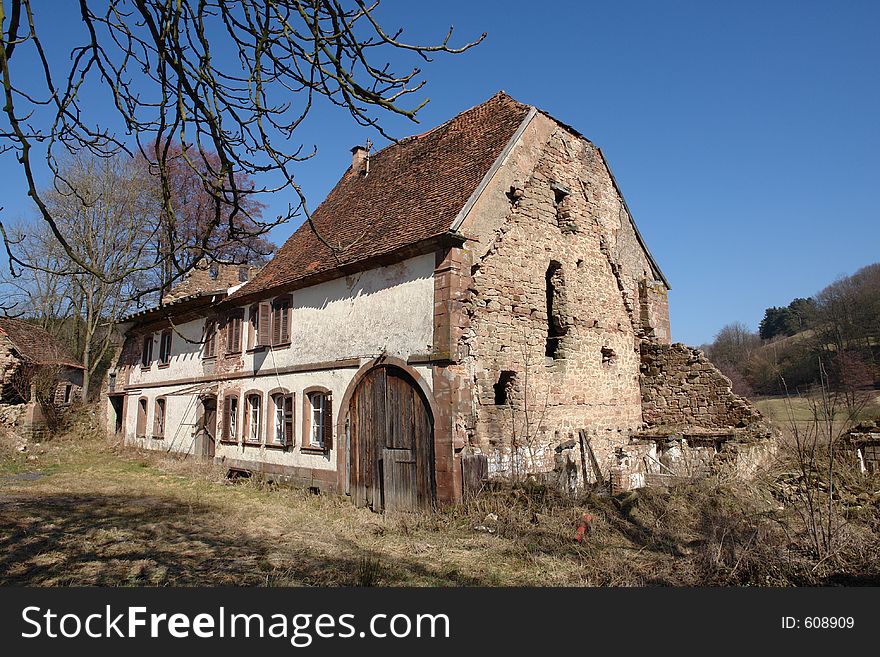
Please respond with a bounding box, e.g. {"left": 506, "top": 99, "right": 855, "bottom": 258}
{"left": 349, "top": 366, "right": 434, "bottom": 512}
{"left": 200, "top": 397, "right": 217, "bottom": 458}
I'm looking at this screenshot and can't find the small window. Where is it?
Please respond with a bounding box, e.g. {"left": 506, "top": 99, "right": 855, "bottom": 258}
{"left": 204, "top": 320, "right": 217, "bottom": 358}
{"left": 238, "top": 266, "right": 250, "bottom": 283}
{"left": 245, "top": 393, "right": 262, "bottom": 443}
{"left": 223, "top": 395, "right": 239, "bottom": 442}
{"left": 153, "top": 398, "right": 166, "bottom": 438}
{"left": 209, "top": 263, "right": 220, "bottom": 280}
{"left": 62, "top": 384, "right": 72, "bottom": 404}
{"left": 158, "top": 330, "right": 172, "bottom": 365}
{"left": 141, "top": 335, "right": 153, "bottom": 367}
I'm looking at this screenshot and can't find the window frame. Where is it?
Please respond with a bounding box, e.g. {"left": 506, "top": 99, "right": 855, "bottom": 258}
{"left": 302, "top": 386, "right": 332, "bottom": 452}
{"left": 221, "top": 393, "right": 239, "bottom": 444}
{"left": 243, "top": 390, "right": 263, "bottom": 445}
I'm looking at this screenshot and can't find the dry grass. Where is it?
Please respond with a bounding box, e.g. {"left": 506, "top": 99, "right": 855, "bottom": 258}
{"left": 1, "top": 404, "right": 879, "bottom": 587}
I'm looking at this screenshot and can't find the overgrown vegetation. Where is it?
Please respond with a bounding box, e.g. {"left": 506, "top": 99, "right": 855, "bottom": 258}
{"left": 2, "top": 401, "right": 878, "bottom": 587}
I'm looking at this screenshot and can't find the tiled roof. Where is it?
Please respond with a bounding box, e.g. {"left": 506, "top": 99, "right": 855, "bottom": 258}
{"left": 0, "top": 318, "right": 83, "bottom": 369}
{"left": 231, "top": 91, "right": 531, "bottom": 300}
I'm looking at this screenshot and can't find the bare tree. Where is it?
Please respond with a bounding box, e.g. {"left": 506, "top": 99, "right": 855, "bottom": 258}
{"left": 4, "top": 155, "right": 156, "bottom": 396}
{"left": 0, "top": 1, "right": 483, "bottom": 295}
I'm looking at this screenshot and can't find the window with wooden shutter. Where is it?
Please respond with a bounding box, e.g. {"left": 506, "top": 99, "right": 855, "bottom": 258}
{"left": 245, "top": 393, "right": 262, "bottom": 443}
{"left": 303, "top": 389, "right": 331, "bottom": 450}
{"left": 257, "top": 302, "right": 271, "bottom": 346}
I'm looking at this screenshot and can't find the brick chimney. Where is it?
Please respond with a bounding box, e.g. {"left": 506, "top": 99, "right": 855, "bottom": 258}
{"left": 350, "top": 144, "right": 369, "bottom": 176}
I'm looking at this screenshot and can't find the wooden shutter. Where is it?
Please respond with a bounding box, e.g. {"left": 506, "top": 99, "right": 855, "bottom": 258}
{"left": 271, "top": 301, "right": 282, "bottom": 346}
{"left": 322, "top": 394, "right": 333, "bottom": 450}
{"left": 222, "top": 396, "right": 230, "bottom": 440}
{"left": 233, "top": 315, "right": 242, "bottom": 351}
{"left": 204, "top": 321, "right": 216, "bottom": 358}
{"left": 258, "top": 302, "right": 271, "bottom": 346}
{"left": 284, "top": 394, "right": 294, "bottom": 446}
{"left": 279, "top": 299, "right": 290, "bottom": 344}
{"left": 136, "top": 399, "right": 147, "bottom": 437}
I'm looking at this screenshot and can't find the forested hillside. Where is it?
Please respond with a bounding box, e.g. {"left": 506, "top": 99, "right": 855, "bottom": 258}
{"left": 704, "top": 263, "right": 879, "bottom": 397}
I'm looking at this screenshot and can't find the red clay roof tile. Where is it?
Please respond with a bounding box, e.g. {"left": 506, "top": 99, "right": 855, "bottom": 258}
{"left": 230, "top": 91, "right": 531, "bottom": 300}
{"left": 0, "top": 318, "right": 83, "bottom": 369}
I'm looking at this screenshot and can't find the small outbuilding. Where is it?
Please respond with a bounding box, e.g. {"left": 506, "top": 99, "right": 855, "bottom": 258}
{"left": 0, "top": 317, "right": 84, "bottom": 439}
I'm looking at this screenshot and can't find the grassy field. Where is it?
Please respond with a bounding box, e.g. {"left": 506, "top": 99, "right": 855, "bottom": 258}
{"left": 1, "top": 404, "right": 878, "bottom": 587}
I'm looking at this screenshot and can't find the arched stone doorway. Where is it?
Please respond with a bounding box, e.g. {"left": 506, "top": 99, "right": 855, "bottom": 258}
{"left": 347, "top": 364, "right": 435, "bottom": 512}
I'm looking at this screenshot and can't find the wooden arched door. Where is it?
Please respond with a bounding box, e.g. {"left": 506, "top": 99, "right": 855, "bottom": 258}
{"left": 348, "top": 366, "right": 434, "bottom": 512}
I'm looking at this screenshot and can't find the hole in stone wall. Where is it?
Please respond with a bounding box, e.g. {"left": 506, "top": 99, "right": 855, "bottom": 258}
{"left": 576, "top": 258, "right": 584, "bottom": 268}
{"left": 601, "top": 347, "right": 616, "bottom": 365}
{"left": 506, "top": 186, "right": 523, "bottom": 205}
{"left": 551, "top": 182, "right": 576, "bottom": 233}
{"left": 494, "top": 370, "right": 517, "bottom": 406}
{"left": 545, "top": 261, "right": 568, "bottom": 359}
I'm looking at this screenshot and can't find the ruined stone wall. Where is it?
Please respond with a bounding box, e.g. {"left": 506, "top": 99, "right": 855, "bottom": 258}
{"left": 0, "top": 333, "right": 22, "bottom": 402}
{"left": 640, "top": 342, "right": 765, "bottom": 430}
{"left": 456, "top": 115, "right": 671, "bottom": 481}
{"left": 162, "top": 262, "right": 259, "bottom": 304}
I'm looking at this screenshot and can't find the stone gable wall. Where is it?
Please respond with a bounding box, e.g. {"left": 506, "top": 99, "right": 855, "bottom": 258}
{"left": 456, "top": 117, "right": 671, "bottom": 480}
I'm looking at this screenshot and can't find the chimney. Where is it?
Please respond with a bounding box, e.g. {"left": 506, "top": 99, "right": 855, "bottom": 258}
{"left": 350, "top": 145, "right": 369, "bottom": 176}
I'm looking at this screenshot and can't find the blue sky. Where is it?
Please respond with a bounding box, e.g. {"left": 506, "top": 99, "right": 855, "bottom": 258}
{"left": 1, "top": 0, "right": 878, "bottom": 346}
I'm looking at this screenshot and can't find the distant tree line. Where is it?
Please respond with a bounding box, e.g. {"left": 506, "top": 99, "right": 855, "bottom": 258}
{"left": 705, "top": 263, "right": 880, "bottom": 397}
